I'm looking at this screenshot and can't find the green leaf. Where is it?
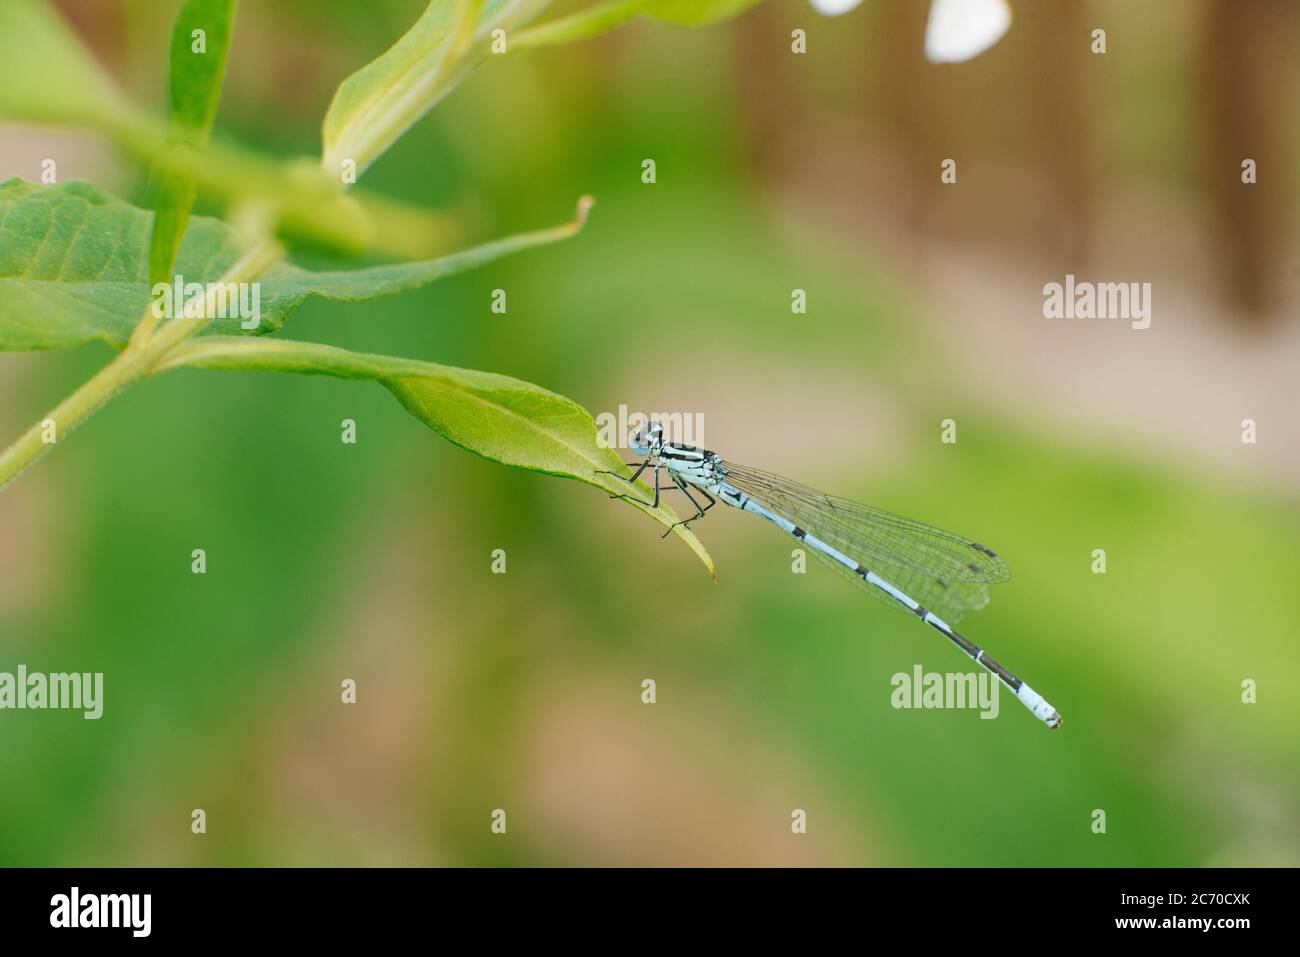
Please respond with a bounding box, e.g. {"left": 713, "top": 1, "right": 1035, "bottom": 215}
{"left": 0, "top": 179, "right": 591, "bottom": 352}
{"left": 161, "top": 336, "right": 715, "bottom": 577}
{"left": 322, "top": 0, "right": 552, "bottom": 176}
{"left": 513, "top": 0, "right": 651, "bottom": 50}
{"left": 0, "top": 0, "right": 131, "bottom": 127}
{"left": 149, "top": 0, "right": 238, "bottom": 291}
{"left": 646, "top": 0, "right": 762, "bottom": 27}
{"left": 166, "top": 0, "right": 238, "bottom": 137}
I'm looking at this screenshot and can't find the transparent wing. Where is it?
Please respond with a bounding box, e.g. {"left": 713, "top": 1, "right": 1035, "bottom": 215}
{"left": 798, "top": 540, "right": 993, "bottom": 623}
{"left": 721, "top": 461, "right": 1009, "bottom": 623}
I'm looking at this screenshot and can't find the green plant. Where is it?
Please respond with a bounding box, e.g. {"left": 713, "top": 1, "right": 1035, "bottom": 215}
{"left": 0, "top": 0, "right": 764, "bottom": 574}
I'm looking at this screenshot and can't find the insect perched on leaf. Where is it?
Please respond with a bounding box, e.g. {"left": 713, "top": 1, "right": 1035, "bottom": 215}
{"left": 601, "top": 422, "right": 1062, "bottom": 730}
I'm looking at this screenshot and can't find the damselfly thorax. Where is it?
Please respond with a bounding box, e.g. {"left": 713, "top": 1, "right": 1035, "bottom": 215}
{"left": 656, "top": 442, "right": 724, "bottom": 487}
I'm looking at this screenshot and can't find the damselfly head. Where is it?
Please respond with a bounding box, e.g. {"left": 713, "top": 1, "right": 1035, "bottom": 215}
{"left": 629, "top": 421, "right": 665, "bottom": 456}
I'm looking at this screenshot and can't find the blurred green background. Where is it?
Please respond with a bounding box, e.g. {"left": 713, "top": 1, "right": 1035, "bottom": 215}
{"left": 0, "top": 0, "right": 1297, "bottom": 866}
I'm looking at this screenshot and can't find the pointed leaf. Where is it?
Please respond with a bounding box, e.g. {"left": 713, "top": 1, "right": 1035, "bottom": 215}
{"left": 321, "top": 0, "right": 551, "bottom": 176}
{"left": 162, "top": 336, "right": 715, "bottom": 577}
{"left": 0, "top": 179, "right": 589, "bottom": 352}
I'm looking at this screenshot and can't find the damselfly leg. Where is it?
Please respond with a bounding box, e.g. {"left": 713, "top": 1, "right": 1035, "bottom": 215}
{"left": 659, "top": 474, "right": 714, "bottom": 538}
{"left": 595, "top": 463, "right": 715, "bottom": 537}
{"left": 596, "top": 460, "right": 664, "bottom": 508}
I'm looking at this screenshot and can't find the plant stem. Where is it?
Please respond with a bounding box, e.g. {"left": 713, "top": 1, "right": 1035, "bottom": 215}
{"left": 1, "top": 0, "right": 503, "bottom": 494}
{"left": 0, "top": 348, "right": 143, "bottom": 491}
{"left": 0, "top": 239, "right": 282, "bottom": 493}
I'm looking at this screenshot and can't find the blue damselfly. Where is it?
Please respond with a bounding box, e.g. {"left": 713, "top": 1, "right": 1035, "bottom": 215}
{"left": 601, "top": 422, "right": 1062, "bottom": 730}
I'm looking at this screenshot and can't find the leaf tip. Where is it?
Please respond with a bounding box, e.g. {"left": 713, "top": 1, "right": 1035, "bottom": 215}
{"left": 675, "top": 526, "right": 715, "bottom": 582}
{"left": 573, "top": 194, "right": 594, "bottom": 231}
